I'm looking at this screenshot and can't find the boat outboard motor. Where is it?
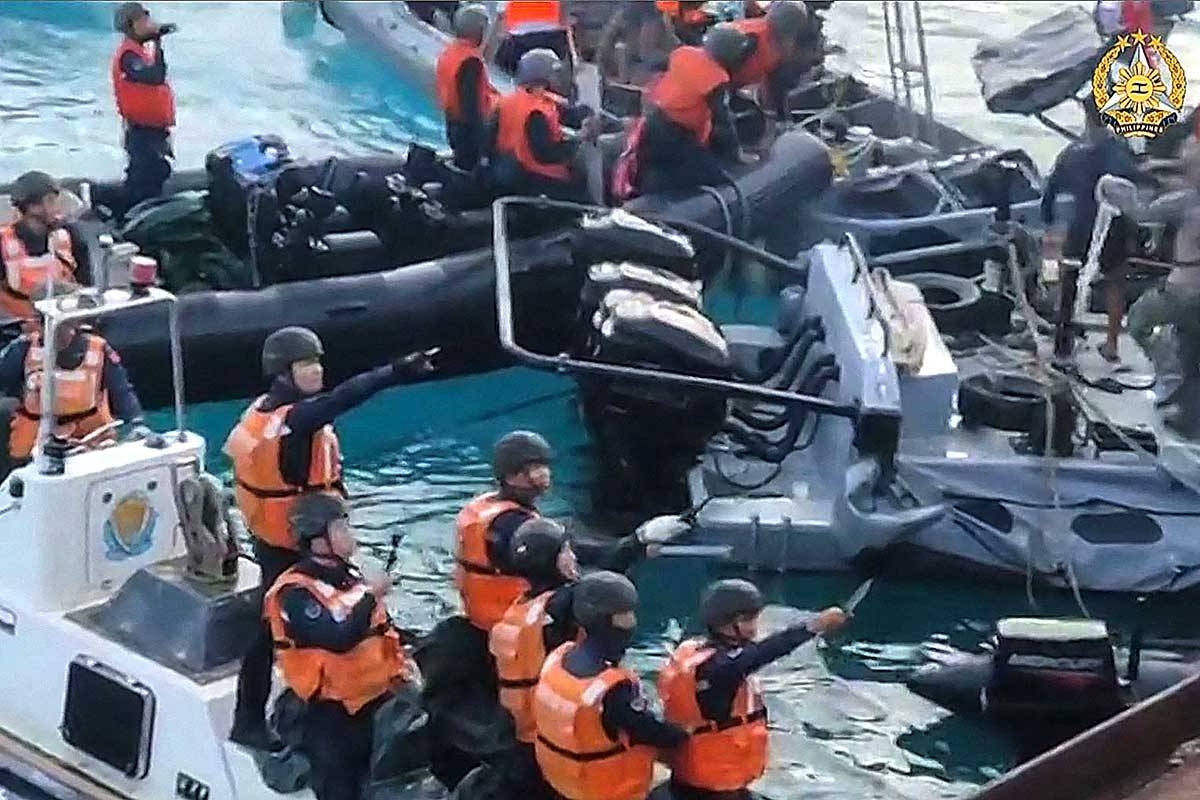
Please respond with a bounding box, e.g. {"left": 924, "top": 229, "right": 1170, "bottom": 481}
{"left": 571, "top": 210, "right": 699, "bottom": 279}
{"left": 576, "top": 292, "right": 732, "bottom": 512}
{"left": 984, "top": 618, "right": 1123, "bottom": 724}
{"left": 206, "top": 135, "right": 294, "bottom": 273}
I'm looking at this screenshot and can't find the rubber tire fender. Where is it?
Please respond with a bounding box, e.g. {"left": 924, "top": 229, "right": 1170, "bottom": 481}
{"left": 958, "top": 371, "right": 1068, "bottom": 432}
{"left": 902, "top": 272, "right": 982, "bottom": 336}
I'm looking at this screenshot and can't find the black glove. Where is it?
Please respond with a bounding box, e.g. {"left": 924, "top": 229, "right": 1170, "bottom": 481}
{"left": 391, "top": 347, "right": 439, "bottom": 378}
{"left": 156, "top": 22, "right": 178, "bottom": 37}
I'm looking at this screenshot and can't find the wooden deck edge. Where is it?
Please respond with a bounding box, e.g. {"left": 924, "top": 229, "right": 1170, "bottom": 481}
{"left": 974, "top": 672, "right": 1200, "bottom": 800}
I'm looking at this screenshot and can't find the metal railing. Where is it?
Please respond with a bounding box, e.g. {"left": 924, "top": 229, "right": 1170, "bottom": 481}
{"left": 36, "top": 287, "right": 186, "bottom": 475}
{"left": 490, "top": 195, "right": 860, "bottom": 419}
{"left": 882, "top": 1, "right": 937, "bottom": 150}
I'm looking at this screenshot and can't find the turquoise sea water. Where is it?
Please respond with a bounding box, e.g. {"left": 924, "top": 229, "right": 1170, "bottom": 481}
{"left": 4, "top": 2, "right": 1200, "bottom": 797}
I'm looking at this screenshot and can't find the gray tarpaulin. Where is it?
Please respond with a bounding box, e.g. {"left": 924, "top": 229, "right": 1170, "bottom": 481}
{"left": 971, "top": 6, "right": 1106, "bottom": 115}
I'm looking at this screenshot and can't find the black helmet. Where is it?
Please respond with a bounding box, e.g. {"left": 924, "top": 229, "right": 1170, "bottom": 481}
{"left": 492, "top": 430, "right": 552, "bottom": 480}
{"left": 765, "top": 0, "right": 808, "bottom": 40}
{"left": 289, "top": 492, "right": 347, "bottom": 546}
{"left": 516, "top": 48, "right": 563, "bottom": 88}
{"left": 453, "top": 3, "right": 489, "bottom": 42}
{"left": 11, "top": 171, "right": 60, "bottom": 210}
{"left": 511, "top": 518, "right": 567, "bottom": 578}
{"left": 261, "top": 326, "right": 323, "bottom": 377}
{"left": 114, "top": 1, "right": 148, "bottom": 33}
{"left": 703, "top": 23, "right": 751, "bottom": 71}
{"left": 573, "top": 570, "right": 638, "bottom": 630}
{"left": 700, "top": 579, "right": 764, "bottom": 630}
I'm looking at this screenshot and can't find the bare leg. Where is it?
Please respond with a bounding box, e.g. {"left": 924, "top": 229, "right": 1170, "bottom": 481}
{"left": 1102, "top": 278, "right": 1124, "bottom": 362}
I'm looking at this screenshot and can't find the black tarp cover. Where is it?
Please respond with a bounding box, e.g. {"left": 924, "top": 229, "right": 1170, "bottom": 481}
{"left": 972, "top": 6, "right": 1107, "bottom": 115}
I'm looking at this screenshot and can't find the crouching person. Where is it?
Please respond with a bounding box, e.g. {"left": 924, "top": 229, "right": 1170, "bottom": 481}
{"left": 264, "top": 493, "right": 417, "bottom": 800}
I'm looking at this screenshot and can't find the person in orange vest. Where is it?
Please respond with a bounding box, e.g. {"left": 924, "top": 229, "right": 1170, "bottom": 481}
{"left": 436, "top": 4, "right": 500, "bottom": 171}
{"left": 488, "top": 515, "right": 683, "bottom": 796}
{"left": 264, "top": 492, "right": 417, "bottom": 800}
{"left": 657, "top": 580, "right": 848, "bottom": 800}
{"left": 533, "top": 570, "right": 688, "bottom": 800}
{"left": 489, "top": 49, "right": 600, "bottom": 201}
{"left": 0, "top": 282, "right": 146, "bottom": 472}
{"left": 454, "top": 430, "right": 554, "bottom": 635}
{"left": 729, "top": 2, "right": 813, "bottom": 124}
{"left": 657, "top": 1, "right": 715, "bottom": 46}
{"left": 637, "top": 23, "right": 755, "bottom": 195}
{"left": 496, "top": 1, "right": 572, "bottom": 79}
{"left": 111, "top": 2, "right": 177, "bottom": 210}
{"left": 596, "top": 1, "right": 680, "bottom": 82}
{"left": 0, "top": 172, "right": 85, "bottom": 322}
{"left": 225, "top": 325, "right": 435, "bottom": 751}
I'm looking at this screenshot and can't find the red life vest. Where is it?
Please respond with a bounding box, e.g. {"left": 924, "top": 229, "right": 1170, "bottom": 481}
{"left": 0, "top": 225, "right": 76, "bottom": 321}
{"left": 729, "top": 16, "right": 782, "bottom": 88}
{"left": 223, "top": 396, "right": 344, "bottom": 550}
{"left": 494, "top": 88, "right": 571, "bottom": 181}
{"left": 264, "top": 567, "right": 412, "bottom": 714}
{"left": 8, "top": 332, "right": 115, "bottom": 460}
{"left": 505, "top": 1, "right": 562, "bottom": 33}
{"left": 111, "top": 38, "right": 176, "bottom": 129}
{"left": 533, "top": 643, "right": 656, "bottom": 800}
{"left": 454, "top": 492, "right": 534, "bottom": 630}
{"left": 649, "top": 46, "right": 730, "bottom": 145}
{"left": 1121, "top": 0, "right": 1153, "bottom": 35}
{"left": 658, "top": 638, "right": 769, "bottom": 792}
{"left": 436, "top": 39, "right": 499, "bottom": 123}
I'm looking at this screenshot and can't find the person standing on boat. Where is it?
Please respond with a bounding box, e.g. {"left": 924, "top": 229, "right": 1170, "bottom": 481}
{"left": 636, "top": 23, "right": 757, "bottom": 194}
{"left": 657, "top": 580, "right": 848, "bottom": 800}
{"left": 437, "top": 4, "right": 501, "bottom": 172}
{"left": 224, "top": 326, "right": 435, "bottom": 751}
{"left": 489, "top": 516, "right": 682, "bottom": 796}
{"left": 533, "top": 570, "right": 689, "bottom": 800}
{"left": 1126, "top": 147, "right": 1200, "bottom": 436}
{"left": 0, "top": 172, "right": 86, "bottom": 323}
{"left": 264, "top": 492, "right": 417, "bottom": 800}
{"left": 1041, "top": 105, "right": 1144, "bottom": 362}
{"left": 0, "top": 282, "right": 146, "bottom": 472}
{"left": 728, "top": 2, "right": 816, "bottom": 128}
{"left": 489, "top": 48, "right": 600, "bottom": 201}
{"left": 111, "top": 2, "right": 177, "bottom": 211}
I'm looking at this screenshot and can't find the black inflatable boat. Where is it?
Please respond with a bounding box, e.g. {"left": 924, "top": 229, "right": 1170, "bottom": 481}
{"left": 908, "top": 617, "right": 1200, "bottom": 737}
{"left": 2, "top": 129, "right": 829, "bottom": 407}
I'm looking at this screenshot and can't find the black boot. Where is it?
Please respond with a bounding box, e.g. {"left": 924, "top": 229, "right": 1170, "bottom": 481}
{"left": 229, "top": 715, "right": 284, "bottom": 752}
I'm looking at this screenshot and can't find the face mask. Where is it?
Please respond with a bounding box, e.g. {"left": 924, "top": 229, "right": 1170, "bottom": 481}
{"left": 590, "top": 624, "right": 635, "bottom": 664}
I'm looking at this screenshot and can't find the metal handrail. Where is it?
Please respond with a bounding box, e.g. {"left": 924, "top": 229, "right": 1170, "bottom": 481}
{"left": 491, "top": 196, "right": 858, "bottom": 419}
{"left": 36, "top": 287, "right": 186, "bottom": 475}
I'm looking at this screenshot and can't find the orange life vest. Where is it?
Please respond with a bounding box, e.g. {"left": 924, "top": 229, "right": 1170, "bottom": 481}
{"left": 264, "top": 567, "right": 410, "bottom": 714}
{"left": 657, "top": 1, "right": 710, "bottom": 24}
{"left": 649, "top": 46, "right": 729, "bottom": 145}
{"left": 729, "top": 16, "right": 781, "bottom": 88}
{"left": 436, "top": 39, "right": 500, "bottom": 123}
{"left": 9, "top": 333, "right": 114, "bottom": 460}
{"left": 504, "top": 1, "right": 562, "bottom": 32}
{"left": 489, "top": 590, "right": 554, "bottom": 743}
{"left": 0, "top": 225, "right": 76, "bottom": 322}
{"left": 533, "top": 643, "right": 656, "bottom": 800}
{"left": 454, "top": 492, "right": 533, "bottom": 630}
{"left": 223, "top": 396, "right": 343, "bottom": 550}
{"left": 494, "top": 88, "right": 572, "bottom": 182}
{"left": 111, "top": 38, "right": 176, "bottom": 129}
{"left": 658, "top": 638, "right": 769, "bottom": 792}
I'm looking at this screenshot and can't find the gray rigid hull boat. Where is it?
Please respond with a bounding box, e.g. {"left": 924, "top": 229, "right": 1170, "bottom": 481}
{"left": 681, "top": 236, "right": 1200, "bottom": 593}
{"left": 492, "top": 196, "right": 1200, "bottom": 595}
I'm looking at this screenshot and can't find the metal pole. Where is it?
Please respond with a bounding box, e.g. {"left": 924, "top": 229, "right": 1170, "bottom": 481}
{"left": 167, "top": 298, "right": 186, "bottom": 439}
{"left": 882, "top": 2, "right": 899, "bottom": 105}
{"left": 36, "top": 303, "right": 58, "bottom": 475}
{"left": 893, "top": 3, "right": 916, "bottom": 139}
{"left": 912, "top": 2, "right": 936, "bottom": 149}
